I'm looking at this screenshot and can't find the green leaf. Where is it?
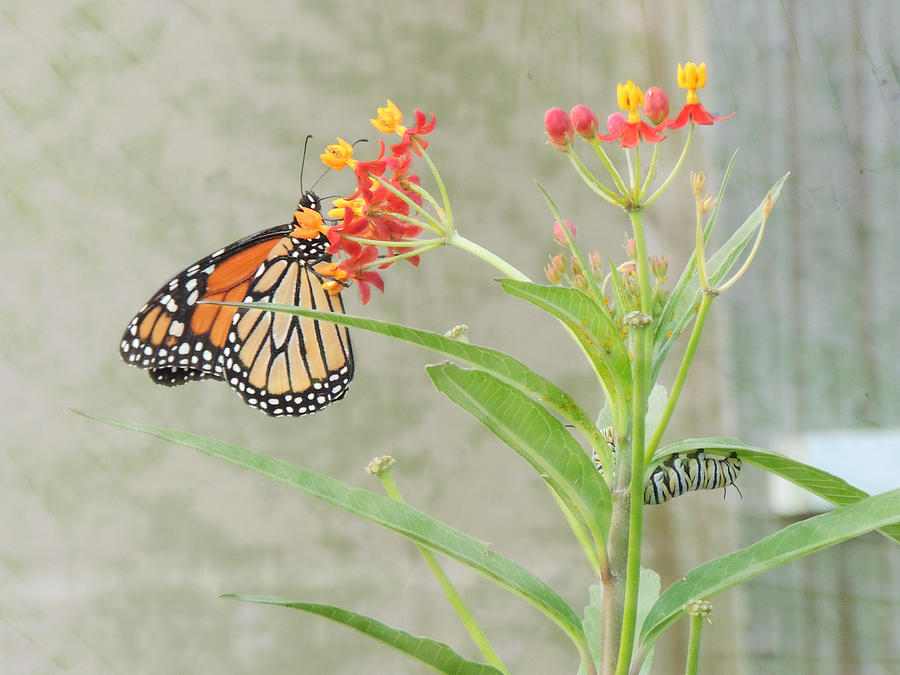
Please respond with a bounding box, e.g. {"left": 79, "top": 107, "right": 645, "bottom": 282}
{"left": 76, "top": 411, "right": 585, "bottom": 647}
{"left": 222, "top": 595, "right": 502, "bottom": 675}
{"left": 650, "top": 437, "right": 900, "bottom": 544}
{"left": 580, "top": 585, "right": 603, "bottom": 671}
{"left": 426, "top": 364, "right": 611, "bottom": 545}
{"left": 638, "top": 488, "right": 900, "bottom": 651}
{"left": 212, "top": 302, "right": 610, "bottom": 467}
{"left": 497, "top": 280, "right": 631, "bottom": 420}
{"left": 652, "top": 172, "right": 789, "bottom": 385}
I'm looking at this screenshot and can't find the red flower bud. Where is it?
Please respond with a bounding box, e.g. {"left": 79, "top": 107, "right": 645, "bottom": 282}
{"left": 570, "top": 104, "right": 598, "bottom": 138}
{"left": 544, "top": 108, "right": 573, "bottom": 149}
{"left": 642, "top": 87, "right": 669, "bottom": 126}
{"left": 606, "top": 112, "right": 626, "bottom": 136}
{"left": 553, "top": 219, "right": 577, "bottom": 245}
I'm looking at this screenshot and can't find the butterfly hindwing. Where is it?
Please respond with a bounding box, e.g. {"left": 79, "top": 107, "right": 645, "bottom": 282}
{"left": 222, "top": 253, "right": 353, "bottom": 417}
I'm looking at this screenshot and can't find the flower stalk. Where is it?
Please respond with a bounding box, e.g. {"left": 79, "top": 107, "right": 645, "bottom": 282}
{"left": 369, "top": 456, "right": 511, "bottom": 675}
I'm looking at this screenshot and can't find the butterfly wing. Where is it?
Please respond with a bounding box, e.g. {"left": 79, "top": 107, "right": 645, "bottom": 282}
{"left": 120, "top": 197, "right": 354, "bottom": 416}
{"left": 120, "top": 224, "right": 292, "bottom": 386}
{"left": 221, "top": 245, "right": 353, "bottom": 417}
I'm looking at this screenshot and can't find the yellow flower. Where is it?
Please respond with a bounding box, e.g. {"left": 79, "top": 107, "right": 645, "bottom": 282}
{"left": 328, "top": 197, "right": 365, "bottom": 220}
{"left": 677, "top": 62, "right": 706, "bottom": 105}
{"left": 616, "top": 81, "right": 644, "bottom": 123}
{"left": 371, "top": 99, "right": 406, "bottom": 135}
{"left": 320, "top": 138, "right": 356, "bottom": 171}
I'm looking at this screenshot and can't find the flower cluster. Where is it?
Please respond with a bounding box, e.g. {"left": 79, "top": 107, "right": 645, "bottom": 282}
{"left": 318, "top": 101, "right": 437, "bottom": 303}
{"left": 546, "top": 227, "right": 670, "bottom": 338}
{"left": 544, "top": 62, "right": 733, "bottom": 151}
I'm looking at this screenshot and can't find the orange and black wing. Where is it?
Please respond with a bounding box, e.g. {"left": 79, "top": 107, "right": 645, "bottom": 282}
{"left": 120, "top": 195, "right": 353, "bottom": 416}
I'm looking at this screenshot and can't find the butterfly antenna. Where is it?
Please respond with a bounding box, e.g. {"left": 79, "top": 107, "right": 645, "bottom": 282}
{"left": 299, "top": 134, "right": 314, "bottom": 194}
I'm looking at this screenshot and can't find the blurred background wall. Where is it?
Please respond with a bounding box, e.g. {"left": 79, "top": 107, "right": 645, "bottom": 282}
{"left": 1, "top": 1, "right": 897, "bottom": 673}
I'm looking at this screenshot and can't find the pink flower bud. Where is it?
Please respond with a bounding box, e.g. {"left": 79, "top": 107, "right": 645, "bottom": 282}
{"left": 544, "top": 108, "right": 573, "bottom": 149}
{"left": 570, "top": 104, "right": 598, "bottom": 138}
{"left": 606, "top": 112, "right": 626, "bottom": 136}
{"left": 553, "top": 219, "right": 576, "bottom": 245}
{"left": 642, "top": 87, "right": 669, "bottom": 126}
{"left": 624, "top": 237, "right": 637, "bottom": 258}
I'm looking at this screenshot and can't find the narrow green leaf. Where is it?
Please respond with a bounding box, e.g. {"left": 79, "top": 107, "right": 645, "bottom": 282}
{"left": 651, "top": 172, "right": 789, "bottom": 384}
{"left": 76, "top": 411, "right": 584, "bottom": 645}
{"left": 426, "top": 365, "right": 611, "bottom": 544}
{"left": 497, "top": 280, "right": 631, "bottom": 417}
{"left": 223, "top": 595, "right": 501, "bottom": 675}
{"left": 650, "top": 437, "right": 900, "bottom": 544}
{"left": 212, "top": 302, "right": 609, "bottom": 464}
{"left": 639, "top": 488, "right": 900, "bottom": 650}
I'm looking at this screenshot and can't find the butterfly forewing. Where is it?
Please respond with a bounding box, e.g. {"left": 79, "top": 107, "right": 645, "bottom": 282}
{"left": 120, "top": 192, "right": 354, "bottom": 416}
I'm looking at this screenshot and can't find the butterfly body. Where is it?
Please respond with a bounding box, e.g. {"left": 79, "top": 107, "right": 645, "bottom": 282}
{"left": 120, "top": 192, "right": 353, "bottom": 417}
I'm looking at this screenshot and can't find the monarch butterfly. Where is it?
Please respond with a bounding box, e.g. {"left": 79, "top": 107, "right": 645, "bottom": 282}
{"left": 592, "top": 428, "right": 742, "bottom": 505}
{"left": 119, "top": 191, "right": 353, "bottom": 417}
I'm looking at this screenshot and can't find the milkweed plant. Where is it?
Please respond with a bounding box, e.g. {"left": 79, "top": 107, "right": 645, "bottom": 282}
{"left": 89, "top": 62, "right": 900, "bottom": 675}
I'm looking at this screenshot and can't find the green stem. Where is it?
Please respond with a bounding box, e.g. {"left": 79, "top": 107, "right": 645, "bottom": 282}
{"left": 340, "top": 234, "right": 444, "bottom": 248}
{"left": 639, "top": 143, "right": 660, "bottom": 198}
{"left": 359, "top": 243, "right": 443, "bottom": 269}
{"left": 685, "top": 613, "right": 703, "bottom": 675}
{"left": 645, "top": 292, "right": 713, "bottom": 462}
{"left": 714, "top": 196, "right": 773, "bottom": 293}
{"left": 379, "top": 467, "right": 511, "bottom": 675}
{"left": 614, "top": 209, "right": 653, "bottom": 675}
{"left": 643, "top": 124, "right": 694, "bottom": 209}
{"left": 416, "top": 144, "right": 454, "bottom": 228}
{"left": 589, "top": 138, "right": 629, "bottom": 196}
{"left": 447, "top": 231, "right": 530, "bottom": 282}
{"left": 567, "top": 149, "right": 625, "bottom": 206}
{"left": 631, "top": 149, "right": 640, "bottom": 202}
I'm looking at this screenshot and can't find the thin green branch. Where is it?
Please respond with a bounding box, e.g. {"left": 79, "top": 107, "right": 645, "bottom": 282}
{"left": 588, "top": 138, "right": 629, "bottom": 195}
{"left": 415, "top": 143, "right": 454, "bottom": 228}
{"left": 645, "top": 293, "right": 713, "bottom": 462}
{"left": 567, "top": 148, "right": 625, "bottom": 205}
{"left": 376, "top": 463, "right": 511, "bottom": 674}
{"left": 714, "top": 192, "right": 774, "bottom": 293}
{"left": 643, "top": 124, "right": 694, "bottom": 208}
{"left": 340, "top": 234, "right": 445, "bottom": 248}
{"left": 639, "top": 143, "right": 660, "bottom": 198}
{"left": 447, "top": 232, "right": 530, "bottom": 282}
{"left": 359, "top": 242, "right": 443, "bottom": 269}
